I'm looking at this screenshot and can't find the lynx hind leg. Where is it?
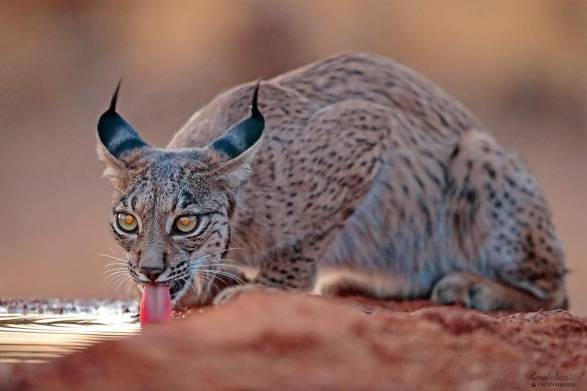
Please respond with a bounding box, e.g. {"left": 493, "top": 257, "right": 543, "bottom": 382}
{"left": 444, "top": 130, "right": 567, "bottom": 311}
{"left": 431, "top": 272, "right": 556, "bottom": 311}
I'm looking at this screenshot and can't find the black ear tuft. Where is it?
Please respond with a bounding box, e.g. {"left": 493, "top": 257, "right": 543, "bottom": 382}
{"left": 108, "top": 78, "right": 122, "bottom": 113}
{"left": 211, "top": 82, "right": 265, "bottom": 160}
{"left": 251, "top": 80, "right": 262, "bottom": 118}
{"left": 97, "top": 81, "right": 149, "bottom": 160}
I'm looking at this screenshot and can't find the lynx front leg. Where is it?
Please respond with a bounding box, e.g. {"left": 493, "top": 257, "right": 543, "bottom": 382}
{"left": 215, "top": 100, "right": 390, "bottom": 305}
{"left": 213, "top": 242, "right": 318, "bottom": 305}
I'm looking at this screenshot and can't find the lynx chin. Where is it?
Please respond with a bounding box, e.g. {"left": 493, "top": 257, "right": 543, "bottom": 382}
{"left": 97, "top": 53, "right": 567, "bottom": 311}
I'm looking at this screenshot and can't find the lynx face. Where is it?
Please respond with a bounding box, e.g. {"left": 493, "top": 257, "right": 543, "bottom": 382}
{"left": 97, "top": 83, "right": 263, "bottom": 304}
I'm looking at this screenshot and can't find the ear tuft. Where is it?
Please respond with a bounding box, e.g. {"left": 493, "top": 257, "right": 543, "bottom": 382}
{"left": 108, "top": 78, "right": 122, "bottom": 113}
{"left": 251, "top": 80, "right": 262, "bottom": 118}
{"left": 97, "top": 81, "right": 149, "bottom": 161}
{"left": 210, "top": 82, "right": 265, "bottom": 161}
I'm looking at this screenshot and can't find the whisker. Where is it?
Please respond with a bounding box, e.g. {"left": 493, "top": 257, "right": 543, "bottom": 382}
{"left": 193, "top": 247, "right": 244, "bottom": 263}
{"left": 202, "top": 274, "right": 220, "bottom": 293}
{"left": 104, "top": 271, "right": 130, "bottom": 279}
{"left": 104, "top": 273, "right": 130, "bottom": 281}
{"left": 99, "top": 254, "right": 129, "bottom": 262}
{"left": 104, "top": 271, "right": 129, "bottom": 280}
{"left": 197, "top": 259, "right": 241, "bottom": 267}
{"left": 111, "top": 277, "right": 126, "bottom": 290}
{"left": 191, "top": 263, "right": 243, "bottom": 283}
{"left": 104, "top": 263, "right": 128, "bottom": 270}
{"left": 113, "top": 277, "right": 131, "bottom": 293}
{"left": 197, "top": 269, "right": 246, "bottom": 286}
{"left": 105, "top": 271, "right": 134, "bottom": 295}
{"left": 104, "top": 262, "right": 128, "bottom": 268}
{"left": 197, "top": 258, "right": 237, "bottom": 265}
{"left": 104, "top": 264, "right": 129, "bottom": 270}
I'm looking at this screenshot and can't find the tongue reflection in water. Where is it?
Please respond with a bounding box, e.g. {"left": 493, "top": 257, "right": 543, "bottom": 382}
{"left": 140, "top": 285, "right": 172, "bottom": 325}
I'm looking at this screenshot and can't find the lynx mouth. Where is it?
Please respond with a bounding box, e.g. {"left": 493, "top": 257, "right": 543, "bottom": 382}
{"left": 138, "top": 278, "right": 190, "bottom": 302}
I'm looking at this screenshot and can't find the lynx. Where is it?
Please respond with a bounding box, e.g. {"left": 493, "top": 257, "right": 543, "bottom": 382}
{"left": 97, "top": 53, "right": 567, "bottom": 311}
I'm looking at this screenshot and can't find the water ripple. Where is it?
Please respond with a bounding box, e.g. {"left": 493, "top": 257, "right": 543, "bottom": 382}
{"left": 0, "top": 301, "right": 141, "bottom": 364}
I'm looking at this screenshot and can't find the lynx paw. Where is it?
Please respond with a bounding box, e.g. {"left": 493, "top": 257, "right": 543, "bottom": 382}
{"left": 431, "top": 273, "right": 500, "bottom": 311}
{"left": 212, "top": 284, "right": 265, "bottom": 306}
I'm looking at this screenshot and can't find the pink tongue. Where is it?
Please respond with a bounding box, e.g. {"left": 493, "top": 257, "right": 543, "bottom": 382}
{"left": 140, "top": 285, "right": 172, "bottom": 325}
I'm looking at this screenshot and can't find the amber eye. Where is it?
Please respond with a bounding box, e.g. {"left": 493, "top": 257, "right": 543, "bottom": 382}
{"left": 116, "top": 213, "right": 138, "bottom": 233}
{"left": 174, "top": 215, "right": 198, "bottom": 234}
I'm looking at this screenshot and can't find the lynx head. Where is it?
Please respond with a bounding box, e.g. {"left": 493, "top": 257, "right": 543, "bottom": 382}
{"left": 97, "top": 82, "right": 264, "bottom": 305}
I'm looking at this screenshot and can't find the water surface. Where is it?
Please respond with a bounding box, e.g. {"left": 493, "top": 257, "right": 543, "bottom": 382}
{"left": 0, "top": 300, "right": 140, "bottom": 364}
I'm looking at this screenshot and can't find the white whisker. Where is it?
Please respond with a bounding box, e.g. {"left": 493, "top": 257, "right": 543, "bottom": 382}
{"left": 197, "top": 268, "right": 246, "bottom": 286}
{"left": 104, "top": 262, "right": 128, "bottom": 268}
{"left": 193, "top": 247, "right": 244, "bottom": 263}
{"left": 104, "top": 271, "right": 130, "bottom": 279}
{"left": 99, "top": 254, "right": 129, "bottom": 262}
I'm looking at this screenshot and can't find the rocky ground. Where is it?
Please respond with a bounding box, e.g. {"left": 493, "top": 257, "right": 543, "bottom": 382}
{"left": 3, "top": 291, "right": 586, "bottom": 391}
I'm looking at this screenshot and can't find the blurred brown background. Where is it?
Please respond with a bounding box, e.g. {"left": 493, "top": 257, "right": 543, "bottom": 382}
{"left": 0, "top": 0, "right": 585, "bottom": 313}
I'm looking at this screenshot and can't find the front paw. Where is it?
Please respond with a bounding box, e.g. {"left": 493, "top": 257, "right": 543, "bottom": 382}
{"left": 212, "top": 284, "right": 266, "bottom": 306}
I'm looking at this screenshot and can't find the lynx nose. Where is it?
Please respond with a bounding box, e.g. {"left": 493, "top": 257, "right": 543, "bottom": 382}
{"left": 140, "top": 266, "right": 164, "bottom": 282}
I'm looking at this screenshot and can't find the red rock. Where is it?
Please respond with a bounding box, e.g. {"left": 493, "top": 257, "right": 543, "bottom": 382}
{"left": 5, "top": 292, "right": 587, "bottom": 391}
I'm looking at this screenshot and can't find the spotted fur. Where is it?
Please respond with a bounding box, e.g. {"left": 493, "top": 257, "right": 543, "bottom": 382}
{"left": 98, "top": 53, "right": 567, "bottom": 311}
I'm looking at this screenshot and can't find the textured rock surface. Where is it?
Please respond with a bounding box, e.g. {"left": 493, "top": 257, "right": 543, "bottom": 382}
{"left": 4, "top": 292, "right": 586, "bottom": 391}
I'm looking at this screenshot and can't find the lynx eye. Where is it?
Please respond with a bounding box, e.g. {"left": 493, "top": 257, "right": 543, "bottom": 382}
{"left": 173, "top": 215, "right": 199, "bottom": 234}
{"left": 116, "top": 213, "right": 138, "bottom": 233}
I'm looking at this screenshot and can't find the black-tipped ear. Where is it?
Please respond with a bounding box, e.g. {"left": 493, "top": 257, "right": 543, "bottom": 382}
{"left": 97, "top": 81, "right": 149, "bottom": 160}
{"left": 210, "top": 82, "right": 264, "bottom": 160}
